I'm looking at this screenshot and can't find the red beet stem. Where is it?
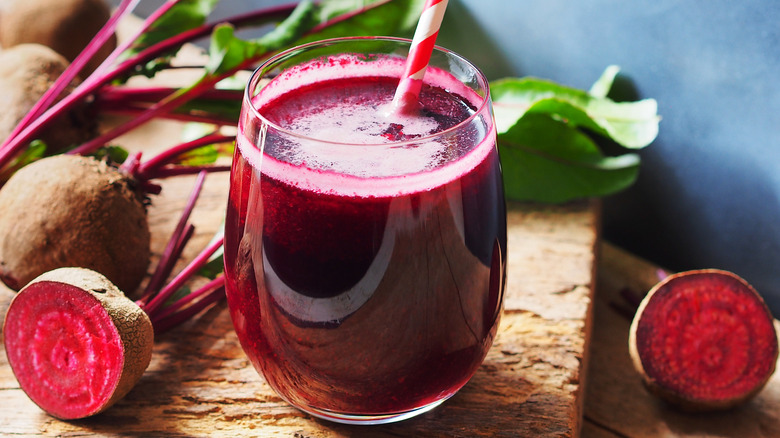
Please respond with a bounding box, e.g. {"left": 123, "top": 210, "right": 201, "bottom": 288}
{"left": 97, "top": 85, "right": 243, "bottom": 107}
{"left": 152, "top": 223, "right": 196, "bottom": 292}
{"left": 153, "top": 275, "right": 224, "bottom": 320}
{"left": 67, "top": 84, "right": 210, "bottom": 156}
{"left": 144, "top": 165, "right": 233, "bottom": 179}
{"left": 118, "top": 151, "right": 142, "bottom": 175}
{"left": 141, "top": 220, "right": 196, "bottom": 299}
{"left": 151, "top": 284, "right": 225, "bottom": 335}
{"left": 150, "top": 276, "right": 225, "bottom": 334}
{"left": 0, "top": 2, "right": 296, "bottom": 171}
{"left": 132, "top": 170, "right": 226, "bottom": 335}
{"left": 136, "top": 133, "right": 235, "bottom": 181}
{"left": 71, "top": 0, "right": 393, "bottom": 156}
{"left": 138, "top": 171, "right": 206, "bottom": 303}
{"left": 90, "top": 0, "right": 179, "bottom": 79}
{"left": 0, "top": 0, "right": 402, "bottom": 173}
{"left": 142, "top": 237, "right": 223, "bottom": 317}
{"left": 94, "top": 85, "right": 242, "bottom": 127}
{"left": 100, "top": 108, "right": 238, "bottom": 126}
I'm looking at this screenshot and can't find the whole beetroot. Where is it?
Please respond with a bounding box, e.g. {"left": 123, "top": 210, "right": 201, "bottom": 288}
{"left": 0, "top": 0, "right": 116, "bottom": 76}
{"left": 0, "top": 154, "right": 150, "bottom": 292}
{"left": 0, "top": 44, "right": 94, "bottom": 153}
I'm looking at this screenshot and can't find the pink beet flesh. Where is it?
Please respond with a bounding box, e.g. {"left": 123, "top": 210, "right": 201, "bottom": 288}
{"left": 3, "top": 281, "right": 124, "bottom": 419}
{"left": 634, "top": 271, "right": 778, "bottom": 404}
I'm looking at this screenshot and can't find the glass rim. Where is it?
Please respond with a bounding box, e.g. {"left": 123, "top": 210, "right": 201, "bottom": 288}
{"left": 242, "top": 36, "right": 492, "bottom": 148}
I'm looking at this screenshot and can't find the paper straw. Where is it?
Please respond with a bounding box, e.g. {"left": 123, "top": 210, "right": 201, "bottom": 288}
{"left": 391, "top": 0, "right": 449, "bottom": 113}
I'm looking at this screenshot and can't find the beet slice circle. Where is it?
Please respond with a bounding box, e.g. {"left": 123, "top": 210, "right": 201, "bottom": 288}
{"left": 3, "top": 268, "right": 153, "bottom": 419}
{"left": 629, "top": 269, "right": 778, "bottom": 411}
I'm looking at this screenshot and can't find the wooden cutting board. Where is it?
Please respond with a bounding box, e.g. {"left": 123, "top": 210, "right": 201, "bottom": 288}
{"left": 0, "top": 29, "right": 600, "bottom": 437}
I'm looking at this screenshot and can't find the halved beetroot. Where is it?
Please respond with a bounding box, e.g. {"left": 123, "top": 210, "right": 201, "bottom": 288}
{"left": 629, "top": 269, "right": 778, "bottom": 411}
{"left": 3, "top": 268, "right": 153, "bottom": 419}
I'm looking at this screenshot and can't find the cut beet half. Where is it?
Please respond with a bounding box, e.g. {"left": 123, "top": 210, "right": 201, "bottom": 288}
{"left": 629, "top": 269, "right": 778, "bottom": 411}
{"left": 3, "top": 268, "right": 153, "bottom": 419}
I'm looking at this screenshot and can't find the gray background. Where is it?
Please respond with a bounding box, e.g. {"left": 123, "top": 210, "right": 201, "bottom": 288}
{"left": 129, "top": 0, "right": 779, "bottom": 313}
{"left": 432, "top": 0, "right": 780, "bottom": 314}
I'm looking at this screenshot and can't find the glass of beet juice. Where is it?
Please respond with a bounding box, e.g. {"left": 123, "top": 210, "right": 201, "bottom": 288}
{"left": 224, "top": 37, "right": 507, "bottom": 424}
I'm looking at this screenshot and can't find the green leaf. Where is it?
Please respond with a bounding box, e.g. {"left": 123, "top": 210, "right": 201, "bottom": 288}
{"left": 205, "top": 0, "right": 317, "bottom": 76}
{"left": 492, "top": 74, "right": 660, "bottom": 149}
{"left": 203, "top": 0, "right": 423, "bottom": 79}
{"left": 92, "top": 145, "right": 130, "bottom": 164}
{"left": 176, "top": 79, "right": 244, "bottom": 122}
{"left": 164, "top": 285, "right": 192, "bottom": 307}
{"left": 589, "top": 64, "right": 620, "bottom": 98}
{"left": 138, "top": 0, "right": 218, "bottom": 48}
{"left": 198, "top": 228, "right": 224, "bottom": 279}
{"left": 174, "top": 128, "right": 234, "bottom": 166}
{"left": 204, "top": 25, "right": 253, "bottom": 77}
{"left": 175, "top": 143, "right": 233, "bottom": 166}
{"left": 294, "top": 0, "right": 425, "bottom": 43}
{"left": 498, "top": 113, "right": 641, "bottom": 203}
{"left": 0, "top": 140, "right": 48, "bottom": 182}
{"left": 3, "top": 140, "right": 46, "bottom": 175}
{"left": 198, "top": 252, "right": 224, "bottom": 279}
{"left": 165, "top": 229, "right": 224, "bottom": 307}
{"left": 121, "top": 0, "right": 220, "bottom": 77}
{"left": 17, "top": 140, "right": 47, "bottom": 162}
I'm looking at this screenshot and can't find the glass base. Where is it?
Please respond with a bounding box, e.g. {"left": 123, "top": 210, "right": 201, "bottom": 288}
{"left": 298, "top": 397, "right": 449, "bottom": 425}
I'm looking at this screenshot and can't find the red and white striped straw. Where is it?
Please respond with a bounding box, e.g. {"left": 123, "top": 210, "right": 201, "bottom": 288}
{"left": 391, "top": 0, "right": 449, "bottom": 113}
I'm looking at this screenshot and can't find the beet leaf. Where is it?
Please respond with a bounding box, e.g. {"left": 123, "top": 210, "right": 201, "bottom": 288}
{"left": 493, "top": 65, "right": 660, "bottom": 203}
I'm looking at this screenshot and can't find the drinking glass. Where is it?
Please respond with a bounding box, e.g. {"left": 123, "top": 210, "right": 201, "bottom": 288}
{"left": 224, "top": 36, "right": 506, "bottom": 425}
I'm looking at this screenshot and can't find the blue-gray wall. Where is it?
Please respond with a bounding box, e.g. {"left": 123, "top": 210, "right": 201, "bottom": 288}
{"left": 434, "top": 1, "right": 780, "bottom": 313}
{"left": 129, "top": 0, "right": 780, "bottom": 313}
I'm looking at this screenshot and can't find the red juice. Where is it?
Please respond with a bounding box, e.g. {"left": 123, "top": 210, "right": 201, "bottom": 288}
{"left": 224, "top": 51, "right": 506, "bottom": 419}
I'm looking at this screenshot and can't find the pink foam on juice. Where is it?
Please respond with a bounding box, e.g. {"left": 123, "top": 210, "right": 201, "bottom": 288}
{"left": 237, "top": 54, "right": 496, "bottom": 198}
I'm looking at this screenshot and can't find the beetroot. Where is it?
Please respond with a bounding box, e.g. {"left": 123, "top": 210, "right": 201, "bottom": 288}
{"left": 629, "top": 269, "right": 778, "bottom": 411}
{"left": 3, "top": 267, "right": 153, "bottom": 419}
{"left": 0, "top": 44, "right": 94, "bottom": 154}
{"left": 0, "top": 0, "right": 116, "bottom": 76}
{"left": 2, "top": 173, "right": 225, "bottom": 419}
{"left": 0, "top": 154, "right": 150, "bottom": 292}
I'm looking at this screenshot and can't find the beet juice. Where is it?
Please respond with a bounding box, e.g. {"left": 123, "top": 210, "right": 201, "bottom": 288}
{"left": 224, "top": 38, "right": 506, "bottom": 424}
